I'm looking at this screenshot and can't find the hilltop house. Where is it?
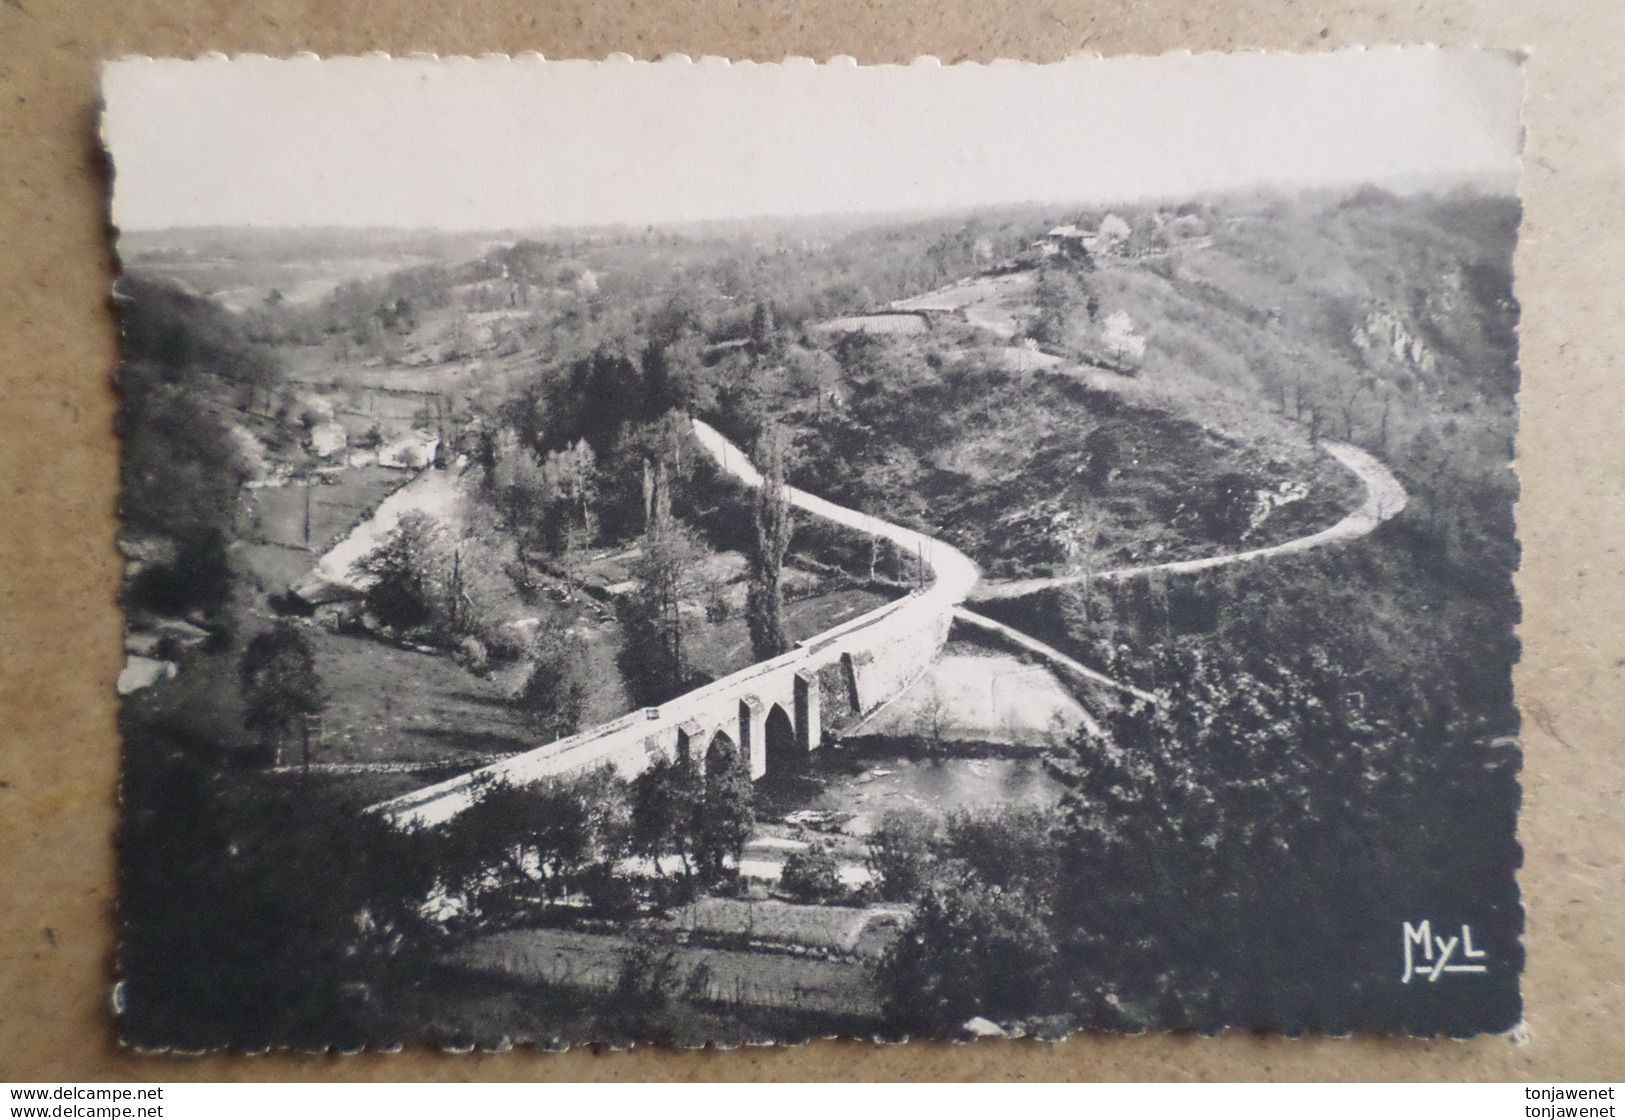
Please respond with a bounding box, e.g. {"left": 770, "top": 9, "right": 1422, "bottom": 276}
{"left": 1037, "top": 224, "right": 1095, "bottom": 262}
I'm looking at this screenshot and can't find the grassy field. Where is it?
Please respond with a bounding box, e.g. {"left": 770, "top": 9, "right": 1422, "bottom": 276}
{"left": 305, "top": 630, "right": 537, "bottom": 764}
{"left": 686, "top": 586, "right": 895, "bottom": 680}
{"left": 243, "top": 465, "right": 409, "bottom": 554}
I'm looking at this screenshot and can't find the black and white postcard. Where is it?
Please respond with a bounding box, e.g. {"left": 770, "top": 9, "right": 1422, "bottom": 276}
{"left": 103, "top": 50, "right": 1524, "bottom": 1050}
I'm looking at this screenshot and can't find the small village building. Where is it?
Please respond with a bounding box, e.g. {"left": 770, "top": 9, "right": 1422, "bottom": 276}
{"left": 1038, "top": 224, "right": 1096, "bottom": 262}
{"left": 377, "top": 429, "right": 441, "bottom": 470}
{"left": 307, "top": 420, "right": 348, "bottom": 460}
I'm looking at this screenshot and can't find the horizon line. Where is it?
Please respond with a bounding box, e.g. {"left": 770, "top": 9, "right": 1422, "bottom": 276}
{"left": 113, "top": 170, "right": 1519, "bottom": 239}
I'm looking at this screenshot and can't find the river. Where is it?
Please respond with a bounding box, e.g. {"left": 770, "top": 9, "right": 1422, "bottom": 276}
{"left": 754, "top": 745, "right": 1068, "bottom": 838}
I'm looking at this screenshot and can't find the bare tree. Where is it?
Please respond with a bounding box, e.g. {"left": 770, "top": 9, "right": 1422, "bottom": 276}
{"left": 1332, "top": 367, "right": 1371, "bottom": 441}
{"left": 622, "top": 460, "right": 704, "bottom": 703}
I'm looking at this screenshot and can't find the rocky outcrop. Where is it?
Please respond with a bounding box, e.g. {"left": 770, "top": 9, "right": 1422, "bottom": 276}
{"left": 1246, "top": 478, "right": 1310, "bottom": 538}
{"left": 1352, "top": 308, "right": 1436, "bottom": 374}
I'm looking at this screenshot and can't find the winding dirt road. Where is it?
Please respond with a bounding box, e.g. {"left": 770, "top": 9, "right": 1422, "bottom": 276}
{"left": 695, "top": 420, "right": 1407, "bottom": 715}
{"left": 968, "top": 439, "right": 1407, "bottom": 603}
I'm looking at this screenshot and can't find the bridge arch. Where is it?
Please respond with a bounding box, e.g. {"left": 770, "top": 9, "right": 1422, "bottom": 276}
{"left": 764, "top": 702, "right": 799, "bottom": 777}
{"left": 704, "top": 730, "right": 742, "bottom": 777}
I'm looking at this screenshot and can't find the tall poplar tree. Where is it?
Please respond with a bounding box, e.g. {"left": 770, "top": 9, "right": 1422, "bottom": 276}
{"left": 745, "top": 427, "right": 794, "bottom": 661}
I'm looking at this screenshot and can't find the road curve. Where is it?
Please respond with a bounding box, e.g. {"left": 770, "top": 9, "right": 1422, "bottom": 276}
{"left": 697, "top": 420, "right": 1160, "bottom": 721}
{"left": 371, "top": 423, "right": 981, "bottom": 826}
{"left": 692, "top": 419, "right": 981, "bottom": 607}
{"left": 968, "top": 439, "right": 1408, "bottom": 603}
{"left": 372, "top": 420, "right": 1396, "bottom": 824}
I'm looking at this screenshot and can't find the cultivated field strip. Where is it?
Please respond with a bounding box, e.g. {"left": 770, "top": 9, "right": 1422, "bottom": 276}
{"left": 456, "top": 928, "right": 884, "bottom": 1017}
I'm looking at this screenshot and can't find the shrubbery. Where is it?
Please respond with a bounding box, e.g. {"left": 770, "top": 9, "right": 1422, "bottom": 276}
{"left": 864, "top": 809, "right": 937, "bottom": 902}
{"left": 778, "top": 843, "right": 842, "bottom": 904}
{"left": 879, "top": 878, "right": 1061, "bottom": 1034}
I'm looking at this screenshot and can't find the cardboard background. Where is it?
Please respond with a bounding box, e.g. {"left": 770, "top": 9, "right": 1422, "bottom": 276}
{"left": 1, "top": 0, "right": 1620, "bottom": 1082}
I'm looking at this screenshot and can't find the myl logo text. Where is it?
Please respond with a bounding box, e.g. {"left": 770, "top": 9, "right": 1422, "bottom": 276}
{"left": 1401, "top": 920, "right": 1488, "bottom": 983}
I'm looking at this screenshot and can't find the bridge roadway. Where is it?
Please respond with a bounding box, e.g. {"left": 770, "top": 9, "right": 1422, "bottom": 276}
{"left": 373, "top": 419, "right": 980, "bottom": 828}
{"left": 690, "top": 419, "right": 980, "bottom": 605}
{"left": 372, "top": 421, "right": 1404, "bottom": 829}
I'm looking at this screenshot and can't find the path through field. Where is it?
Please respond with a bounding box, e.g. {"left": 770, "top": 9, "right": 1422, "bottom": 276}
{"left": 950, "top": 609, "right": 1161, "bottom": 706}
{"left": 290, "top": 463, "right": 467, "bottom": 604}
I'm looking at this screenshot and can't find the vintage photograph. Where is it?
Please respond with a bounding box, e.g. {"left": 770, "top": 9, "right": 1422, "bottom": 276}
{"left": 104, "top": 50, "right": 1524, "bottom": 1050}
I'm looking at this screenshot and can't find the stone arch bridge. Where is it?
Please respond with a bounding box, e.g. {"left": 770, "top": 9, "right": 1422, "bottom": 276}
{"left": 374, "top": 419, "right": 978, "bottom": 829}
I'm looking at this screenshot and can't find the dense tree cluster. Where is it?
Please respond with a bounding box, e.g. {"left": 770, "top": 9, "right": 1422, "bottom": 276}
{"left": 118, "top": 720, "right": 441, "bottom": 1050}
{"left": 437, "top": 745, "right": 756, "bottom": 921}
{"left": 118, "top": 278, "right": 280, "bottom": 619}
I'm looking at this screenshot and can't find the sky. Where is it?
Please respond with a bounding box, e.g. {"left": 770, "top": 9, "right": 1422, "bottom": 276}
{"left": 102, "top": 49, "right": 1523, "bottom": 232}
